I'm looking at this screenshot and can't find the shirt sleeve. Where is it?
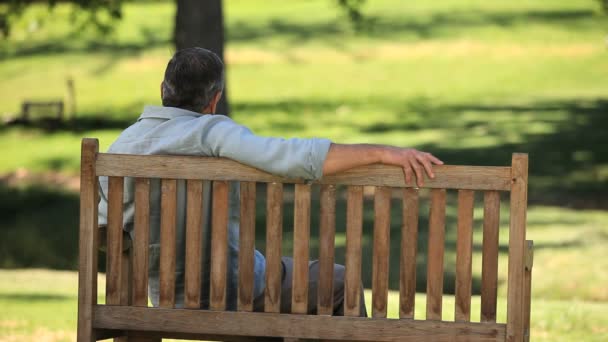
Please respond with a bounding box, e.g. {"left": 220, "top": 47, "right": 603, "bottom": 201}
{"left": 199, "top": 115, "right": 332, "bottom": 180}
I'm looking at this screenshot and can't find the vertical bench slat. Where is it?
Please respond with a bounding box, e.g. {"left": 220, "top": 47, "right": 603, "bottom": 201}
{"left": 317, "top": 184, "right": 337, "bottom": 315}
{"left": 372, "top": 186, "right": 391, "bottom": 318}
{"left": 400, "top": 188, "right": 419, "bottom": 319}
{"left": 119, "top": 248, "right": 132, "bottom": 308}
{"left": 265, "top": 182, "right": 283, "bottom": 313}
{"left": 481, "top": 190, "right": 500, "bottom": 322}
{"left": 132, "top": 178, "right": 151, "bottom": 307}
{"left": 344, "top": 185, "right": 364, "bottom": 317}
{"left": 184, "top": 180, "right": 204, "bottom": 309}
{"left": 210, "top": 181, "right": 229, "bottom": 311}
{"left": 238, "top": 181, "right": 257, "bottom": 312}
{"left": 106, "top": 176, "right": 124, "bottom": 305}
{"left": 507, "top": 154, "right": 528, "bottom": 342}
{"left": 455, "top": 189, "right": 475, "bottom": 322}
{"left": 77, "top": 139, "right": 98, "bottom": 342}
{"left": 292, "top": 184, "right": 312, "bottom": 314}
{"left": 426, "top": 188, "right": 446, "bottom": 321}
{"left": 159, "top": 179, "right": 177, "bottom": 308}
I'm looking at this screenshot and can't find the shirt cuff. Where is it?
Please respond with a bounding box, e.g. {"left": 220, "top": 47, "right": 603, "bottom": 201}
{"left": 309, "top": 138, "right": 332, "bottom": 180}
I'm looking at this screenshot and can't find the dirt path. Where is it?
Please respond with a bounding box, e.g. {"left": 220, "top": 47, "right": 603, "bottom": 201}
{"left": 0, "top": 168, "right": 80, "bottom": 192}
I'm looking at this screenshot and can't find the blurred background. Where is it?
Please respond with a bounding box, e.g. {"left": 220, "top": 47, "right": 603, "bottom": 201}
{"left": 0, "top": 0, "right": 607, "bottom": 341}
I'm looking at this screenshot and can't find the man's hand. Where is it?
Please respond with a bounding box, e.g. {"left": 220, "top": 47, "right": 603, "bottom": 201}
{"left": 379, "top": 147, "right": 443, "bottom": 187}
{"left": 322, "top": 143, "right": 443, "bottom": 187}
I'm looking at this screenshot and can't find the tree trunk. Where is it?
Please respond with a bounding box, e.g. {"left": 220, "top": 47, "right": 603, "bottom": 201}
{"left": 174, "top": 0, "right": 229, "bottom": 115}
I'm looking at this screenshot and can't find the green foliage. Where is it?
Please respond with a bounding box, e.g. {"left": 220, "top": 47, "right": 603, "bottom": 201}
{"left": 0, "top": 0, "right": 124, "bottom": 38}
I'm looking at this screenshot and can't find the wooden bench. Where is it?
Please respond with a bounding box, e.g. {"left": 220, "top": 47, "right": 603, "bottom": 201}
{"left": 21, "top": 100, "right": 64, "bottom": 121}
{"left": 77, "top": 138, "right": 534, "bottom": 342}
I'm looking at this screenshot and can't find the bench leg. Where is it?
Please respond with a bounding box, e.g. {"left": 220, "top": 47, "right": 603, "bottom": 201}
{"left": 523, "top": 240, "right": 534, "bottom": 342}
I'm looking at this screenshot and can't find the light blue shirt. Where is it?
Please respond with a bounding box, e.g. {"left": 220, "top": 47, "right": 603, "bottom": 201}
{"left": 98, "top": 105, "right": 331, "bottom": 309}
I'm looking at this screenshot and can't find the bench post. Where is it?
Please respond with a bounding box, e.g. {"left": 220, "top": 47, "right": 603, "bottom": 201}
{"left": 506, "top": 153, "right": 528, "bottom": 342}
{"left": 523, "top": 240, "right": 534, "bottom": 342}
{"left": 77, "top": 138, "right": 99, "bottom": 342}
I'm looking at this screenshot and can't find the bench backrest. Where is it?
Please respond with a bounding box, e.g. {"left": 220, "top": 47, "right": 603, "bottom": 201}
{"left": 77, "top": 138, "right": 531, "bottom": 342}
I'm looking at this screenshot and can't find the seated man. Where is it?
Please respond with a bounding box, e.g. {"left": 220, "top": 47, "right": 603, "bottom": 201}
{"left": 98, "top": 47, "right": 442, "bottom": 316}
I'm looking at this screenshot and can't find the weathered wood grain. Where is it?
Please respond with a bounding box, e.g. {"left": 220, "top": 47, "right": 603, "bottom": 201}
{"left": 159, "top": 179, "right": 177, "bottom": 308}
{"left": 132, "top": 178, "right": 150, "bottom": 307}
{"left": 426, "top": 188, "right": 446, "bottom": 321}
{"left": 372, "top": 187, "right": 391, "bottom": 318}
{"left": 524, "top": 240, "right": 534, "bottom": 342}
{"left": 292, "top": 184, "right": 311, "bottom": 314}
{"left": 210, "top": 181, "right": 229, "bottom": 311}
{"left": 506, "top": 153, "right": 528, "bottom": 342}
{"left": 481, "top": 190, "right": 500, "bottom": 322}
{"left": 94, "top": 306, "right": 506, "bottom": 341}
{"left": 265, "top": 183, "right": 283, "bottom": 313}
{"left": 317, "top": 184, "right": 336, "bottom": 315}
{"left": 77, "top": 138, "right": 99, "bottom": 342}
{"left": 400, "top": 188, "right": 419, "bottom": 319}
{"left": 97, "top": 154, "right": 512, "bottom": 191}
{"left": 106, "top": 176, "right": 124, "bottom": 306}
{"left": 344, "top": 186, "right": 363, "bottom": 317}
{"left": 455, "top": 189, "right": 474, "bottom": 322}
{"left": 184, "top": 180, "right": 204, "bottom": 309}
{"left": 238, "top": 181, "right": 256, "bottom": 312}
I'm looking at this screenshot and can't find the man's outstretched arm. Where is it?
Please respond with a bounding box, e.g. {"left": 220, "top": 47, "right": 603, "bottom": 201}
{"left": 322, "top": 143, "right": 443, "bottom": 187}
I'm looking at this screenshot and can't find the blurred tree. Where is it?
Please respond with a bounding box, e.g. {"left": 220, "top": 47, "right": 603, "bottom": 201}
{"left": 0, "top": 0, "right": 367, "bottom": 115}
{"left": 174, "top": 0, "right": 228, "bottom": 114}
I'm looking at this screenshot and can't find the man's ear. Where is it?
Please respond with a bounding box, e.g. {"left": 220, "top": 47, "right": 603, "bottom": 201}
{"left": 204, "top": 91, "right": 223, "bottom": 114}
{"left": 212, "top": 91, "right": 222, "bottom": 109}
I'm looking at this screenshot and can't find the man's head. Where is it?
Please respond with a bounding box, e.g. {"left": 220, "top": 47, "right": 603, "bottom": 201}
{"left": 161, "top": 47, "right": 224, "bottom": 114}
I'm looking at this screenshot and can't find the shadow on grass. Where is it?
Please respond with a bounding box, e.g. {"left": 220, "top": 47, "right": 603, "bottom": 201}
{"left": 236, "top": 96, "right": 608, "bottom": 208}
{"left": 228, "top": 9, "right": 602, "bottom": 44}
{"left": 0, "top": 101, "right": 144, "bottom": 133}
{"left": 0, "top": 182, "right": 79, "bottom": 270}
{"left": 2, "top": 116, "right": 136, "bottom": 133}
{"left": 411, "top": 98, "right": 608, "bottom": 208}
{"left": 2, "top": 96, "right": 606, "bottom": 291}
{"left": 0, "top": 25, "right": 170, "bottom": 60}
{"left": 2, "top": 8, "right": 603, "bottom": 60}
{"left": 0, "top": 293, "right": 72, "bottom": 302}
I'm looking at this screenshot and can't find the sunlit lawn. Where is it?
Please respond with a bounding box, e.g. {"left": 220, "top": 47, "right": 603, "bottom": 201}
{"left": 1, "top": 0, "right": 607, "bottom": 199}
{"left": 1, "top": 269, "right": 607, "bottom": 342}
{"left": 1, "top": 0, "right": 607, "bottom": 341}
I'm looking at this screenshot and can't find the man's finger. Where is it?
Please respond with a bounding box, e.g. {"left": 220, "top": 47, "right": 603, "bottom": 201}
{"left": 428, "top": 154, "right": 444, "bottom": 165}
{"left": 416, "top": 154, "right": 435, "bottom": 179}
{"left": 402, "top": 166, "right": 413, "bottom": 185}
{"left": 410, "top": 160, "right": 424, "bottom": 187}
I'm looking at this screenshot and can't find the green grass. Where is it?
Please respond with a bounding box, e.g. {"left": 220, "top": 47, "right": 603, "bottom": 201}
{"left": 1, "top": 269, "right": 607, "bottom": 342}
{"left": 1, "top": 0, "right": 607, "bottom": 199}
{"left": 1, "top": 0, "right": 607, "bottom": 341}
{"left": 1, "top": 184, "right": 607, "bottom": 341}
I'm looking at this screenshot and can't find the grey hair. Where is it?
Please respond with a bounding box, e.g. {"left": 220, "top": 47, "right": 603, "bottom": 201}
{"left": 161, "top": 47, "right": 225, "bottom": 112}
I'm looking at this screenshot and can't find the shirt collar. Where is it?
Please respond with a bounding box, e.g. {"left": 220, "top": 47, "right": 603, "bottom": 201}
{"left": 138, "top": 105, "right": 204, "bottom": 121}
